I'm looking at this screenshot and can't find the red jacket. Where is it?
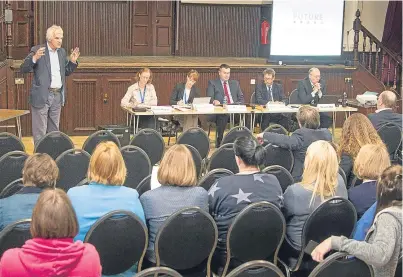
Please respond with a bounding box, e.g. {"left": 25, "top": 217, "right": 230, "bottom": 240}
{"left": 0, "top": 238, "right": 101, "bottom": 277}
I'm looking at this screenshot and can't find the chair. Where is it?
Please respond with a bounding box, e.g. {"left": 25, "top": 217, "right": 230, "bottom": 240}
{"left": 0, "top": 178, "right": 23, "bottom": 199}
{"left": 0, "top": 132, "right": 25, "bottom": 159}
{"left": 177, "top": 127, "right": 210, "bottom": 160}
{"left": 221, "top": 126, "right": 253, "bottom": 145}
{"left": 136, "top": 175, "right": 151, "bottom": 196}
{"left": 262, "top": 165, "right": 294, "bottom": 193}
{"left": 76, "top": 178, "right": 89, "bottom": 186}
{"left": 155, "top": 207, "right": 218, "bottom": 277}
{"left": 121, "top": 145, "right": 152, "bottom": 189}
{"left": 56, "top": 149, "right": 91, "bottom": 192}
{"left": 395, "top": 256, "right": 402, "bottom": 277}
{"left": 0, "top": 219, "right": 32, "bottom": 257}
{"left": 288, "top": 89, "right": 299, "bottom": 105}
{"left": 338, "top": 167, "right": 347, "bottom": 186}
{"left": 250, "top": 92, "right": 256, "bottom": 104}
{"left": 82, "top": 130, "right": 121, "bottom": 155}
{"left": 84, "top": 210, "right": 148, "bottom": 275}
{"left": 263, "top": 144, "right": 294, "bottom": 172}
{"left": 350, "top": 176, "right": 363, "bottom": 188}
{"left": 198, "top": 168, "right": 234, "bottom": 191}
{"left": 377, "top": 123, "right": 402, "bottom": 158}
{"left": 183, "top": 144, "right": 203, "bottom": 179}
{"left": 308, "top": 252, "right": 374, "bottom": 277}
{"left": 34, "top": 131, "right": 74, "bottom": 160}
{"left": 130, "top": 128, "right": 165, "bottom": 165}
{"left": 221, "top": 202, "right": 286, "bottom": 277}
{"left": 225, "top": 260, "right": 285, "bottom": 277}
{"left": 136, "top": 267, "right": 183, "bottom": 277}
{"left": 207, "top": 143, "right": 238, "bottom": 174}
{"left": 263, "top": 124, "right": 289, "bottom": 136}
{"left": 0, "top": 151, "right": 28, "bottom": 193}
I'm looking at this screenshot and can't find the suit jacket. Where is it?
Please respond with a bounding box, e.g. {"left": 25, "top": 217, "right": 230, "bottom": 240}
{"left": 20, "top": 44, "right": 78, "bottom": 108}
{"left": 368, "top": 109, "right": 402, "bottom": 130}
{"left": 255, "top": 82, "right": 285, "bottom": 104}
{"left": 121, "top": 83, "right": 158, "bottom": 107}
{"left": 206, "top": 79, "right": 244, "bottom": 104}
{"left": 169, "top": 83, "right": 201, "bottom": 105}
{"left": 263, "top": 127, "right": 332, "bottom": 182}
{"left": 296, "top": 77, "right": 326, "bottom": 105}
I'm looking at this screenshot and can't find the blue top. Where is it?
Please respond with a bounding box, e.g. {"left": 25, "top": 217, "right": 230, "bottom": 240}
{"left": 353, "top": 202, "right": 377, "bottom": 241}
{"left": 68, "top": 182, "right": 145, "bottom": 242}
{"left": 348, "top": 180, "right": 377, "bottom": 219}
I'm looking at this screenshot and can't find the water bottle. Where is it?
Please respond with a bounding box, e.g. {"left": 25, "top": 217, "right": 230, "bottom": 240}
{"left": 223, "top": 96, "right": 228, "bottom": 108}
{"left": 342, "top": 92, "right": 348, "bottom": 107}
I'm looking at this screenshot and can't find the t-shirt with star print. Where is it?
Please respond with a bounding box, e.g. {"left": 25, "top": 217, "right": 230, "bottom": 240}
{"left": 208, "top": 172, "right": 283, "bottom": 255}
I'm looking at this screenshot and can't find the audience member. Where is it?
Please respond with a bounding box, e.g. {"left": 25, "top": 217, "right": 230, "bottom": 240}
{"left": 283, "top": 140, "right": 347, "bottom": 250}
{"left": 338, "top": 113, "right": 385, "bottom": 187}
{"left": 68, "top": 141, "right": 145, "bottom": 242}
{"left": 349, "top": 144, "right": 391, "bottom": 218}
{"left": 0, "top": 188, "right": 102, "bottom": 277}
{"left": 312, "top": 165, "right": 402, "bottom": 277}
{"left": 257, "top": 105, "right": 332, "bottom": 182}
{"left": 368, "top": 90, "right": 401, "bottom": 130}
{"left": 140, "top": 144, "right": 208, "bottom": 264}
{"left": 0, "top": 153, "right": 58, "bottom": 231}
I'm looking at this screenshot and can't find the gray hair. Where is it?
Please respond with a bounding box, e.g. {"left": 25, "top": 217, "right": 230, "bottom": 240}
{"left": 46, "top": 25, "right": 63, "bottom": 41}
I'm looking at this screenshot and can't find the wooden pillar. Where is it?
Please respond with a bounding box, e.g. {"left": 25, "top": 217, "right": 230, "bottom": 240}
{"left": 5, "top": 0, "right": 13, "bottom": 59}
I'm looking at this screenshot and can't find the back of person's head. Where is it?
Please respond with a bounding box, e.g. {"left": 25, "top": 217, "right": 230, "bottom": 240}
{"left": 22, "top": 153, "right": 59, "bottom": 188}
{"left": 378, "top": 90, "right": 397, "bottom": 109}
{"left": 233, "top": 136, "right": 265, "bottom": 168}
{"left": 301, "top": 140, "right": 339, "bottom": 205}
{"left": 376, "top": 165, "right": 402, "bottom": 215}
{"left": 339, "top": 113, "right": 383, "bottom": 159}
{"left": 87, "top": 141, "right": 126, "bottom": 186}
{"left": 297, "top": 105, "right": 320, "bottom": 129}
{"left": 354, "top": 144, "right": 391, "bottom": 180}
{"left": 31, "top": 188, "right": 78, "bottom": 239}
{"left": 158, "top": 144, "right": 197, "bottom": 187}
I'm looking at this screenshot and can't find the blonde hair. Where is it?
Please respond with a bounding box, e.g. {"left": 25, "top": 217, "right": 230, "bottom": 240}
{"left": 187, "top": 70, "right": 199, "bottom": 82}
{"left": 87, "top": 141, "right": 126, "bottom": 185}
{"left": 354, "top": 144, "right": 391, "bottom": 180}
{"left": 157, "top": 144, "right": 197, "bottom": 186}
{"left": 297, "top": 105, "right": 320, "bottom": 129}
{"left": 379, "top": 90, "right": 397, "bottom": 109}
{"left": 46, "top": 25, "right": 63, "bottom": 41}
{"left": 301, "top": 140, "right": 339, "bottom": 206}
{"left": 23, "top": 153, "right": 59, "bottom": 188}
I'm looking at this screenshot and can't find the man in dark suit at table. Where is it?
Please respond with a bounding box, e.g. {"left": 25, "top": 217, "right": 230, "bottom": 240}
{"left": 296, "top": 67, "right": 332, "bottom": 129}
{"left": 368, "top": 90, "right": 402, "bottom": 130}
{"left": 255, "top": 68, "right": 289, "bottom": 131}
{"left": 207, "top": 64, "right": 244, "bottom": 148}
{"left": 20, "top": 25, "right": 80, "bottom": 146}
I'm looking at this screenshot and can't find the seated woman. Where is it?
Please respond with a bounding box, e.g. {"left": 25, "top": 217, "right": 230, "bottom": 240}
{"left": 312, "top": 165, "right": 402, "bottom": 277}
{"left": 338, "top": 113, "right": 384, "bottom": 187}
{"left": 68, "top": 141, "right": 145, "bottom": 242}
{"left": 170, "top": 69, "right": 200, "bottom": 106}
{"left": 0, "top": 153, "right": 58, "bottom": 231}
{"left": 209, "top": 136, "right": 283, "bottom": 269}
{"left": 0, "top": 188, "right": 101, "bottom": 277}
{"left": 140, "top": 144, "right": 208, "bottom": 264}
{"left": 283, "top": 140, "right": 347, "bottom": 250}
{"left": 349, "top": 144, "right": 390, "bottom": 218}
{"left": 121, "top": 67, "right": 158, "bottom": 129}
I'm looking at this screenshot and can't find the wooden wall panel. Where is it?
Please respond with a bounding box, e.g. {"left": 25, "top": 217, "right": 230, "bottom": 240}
{"left": 105, "top": 79, "right": 133, "bottom": 126}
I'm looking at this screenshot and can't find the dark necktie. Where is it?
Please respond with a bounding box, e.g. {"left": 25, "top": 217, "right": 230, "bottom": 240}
{"left": 269, "top": 86, "right": 273, "bottom": 101}
{"left": 223, "top": 81, "right": 231, "bottom": 104}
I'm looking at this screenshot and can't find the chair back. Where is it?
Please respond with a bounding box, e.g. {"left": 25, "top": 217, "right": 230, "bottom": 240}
{"left": 263, "top": 144, "right": 294, "bottom": 172}
{"left": 121, "top": 145, "right": 152, "bottom": 189}
{"left": 34, "top": 131, "right": 74, "bottom": 160}
{"left": 0, "top": 178, "right": 23, "bottom": 199}
{"left": 136, "top": 175, "right": 152, "bottom": 196}
{"left": 56, "top": 149, "right": 91, "bottom": 192}
{"left": 130, "top": 128, "right": 165, "bottom": 165}
{"left": 0, "top": 132, "right": 25, "bottom": 159}
{"left": 395, "top": 256, "right": 402, "bottom": 277}
{"left": 288, "top": 89, "right": 299, "bottom": 104}
{"left": 207, "top": 143, "right": 238, "bottom": 173}
{"left": 155, "top": 207, "right": 218, "bottom": 277}
{"left": 0, "top": 219, "right": 32, "bottom": 257}
{"left": 135, "top": 267, "right": 183, "bottom": 277}
{"left": 183, "top": 144, "right": 202, "bottom": 179}
{"left": 222, "top": 202, "right": 286, "bottom": 277}
{"left": 198, "top": 168, "right": 234, "bottom": 191}
{"left": 250, "top": 92, "right": 256, "bottom": 104}
{"left": 338, "top": 167, "right": 347, "bottom": 186}
{"left": 377, "top": 123, "right": 402, "bottom": 156}
{"left": 76, "top": 178, "right": 89, "bottom": 186}
{"left": 262, "top": 166, "right": 294, "bottom": 193}
{"left": 225, "top": 260, "right": 285, "bottom": 277}
{"left": 177, "top": 127, "right": 210, "bottom": 159}
{"left": 82, "top": 130, "right": 121, "bottom": 155}
{"left": 263, "top": 124, "right": 288, "bottom": 136}
{"left": 84, "top": 210, "right": 148, "bottom": 275}
{"left": 308, "top": 252, "right": 374, "bottom": 277}
{"left": 0, "top": 151, "right": 28, "bottom": 193}
{"left": 222, "top": 126, "right": 253, "bottom": 145}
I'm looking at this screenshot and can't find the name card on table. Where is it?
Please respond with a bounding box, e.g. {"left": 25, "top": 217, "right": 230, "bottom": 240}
{"left": 317, "top": 104, "right": 336, "bottom": 109}
{"left": 149, "top": 106, "right": 174, "bottom": 114}
{"left": 266, "top": 103, "right": 286, "bottom": 109}
{"left": 193, "top": 104, "right": 215, "bottom": 112}
{"left": 226, "top": 105, "right": 247, "bottom": 112}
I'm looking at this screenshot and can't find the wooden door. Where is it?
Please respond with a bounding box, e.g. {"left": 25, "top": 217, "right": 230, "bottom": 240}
{"left": 10, "top": 1, "right": 34, "bottom": 60}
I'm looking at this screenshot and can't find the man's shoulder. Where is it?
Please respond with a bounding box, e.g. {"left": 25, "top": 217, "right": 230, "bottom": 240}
{"left": 229, "top": 79, "right": 240, "bottom": 85}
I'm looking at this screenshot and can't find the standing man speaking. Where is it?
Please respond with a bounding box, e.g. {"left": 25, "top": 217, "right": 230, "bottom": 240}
{"left": 21, "top": 25, "right": 80, "bottom": 145}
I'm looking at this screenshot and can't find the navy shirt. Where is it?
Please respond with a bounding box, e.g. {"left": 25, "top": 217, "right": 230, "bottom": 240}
{"left": 348, "top": 180, "right": 377, "bottom": 219}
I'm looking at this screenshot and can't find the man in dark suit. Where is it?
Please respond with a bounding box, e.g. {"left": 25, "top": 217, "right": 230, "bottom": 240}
{"left": 207, "top": 64, "right": 244, "bottom": 148}
{"left": 257, "top": 105, "right": 332, "bottom": 182}
{"left": 255, "top": 68, "right": 289, "bottom": 130}
{"left": 20, "top": 25, "right": 79, "bottom": 145}
{"left": 296, "top": 68, "right": 332, "bottom": 128}
{"left": 368, "top": 90, "right": 402, "bottom": 130}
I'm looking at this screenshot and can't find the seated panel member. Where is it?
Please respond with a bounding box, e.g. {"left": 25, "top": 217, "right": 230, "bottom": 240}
{"left": 368, "top": 90, "right": 402, "bottom": 130}
{"left": 255, "top": 68, "right": 289, "bottom": 130}
{"left": 207, "top": 64, "right": 245, "bottom": 148}
{"left": 170, "top": 69, "right": 201, "bottom": 105}
{"left": 296, "top": 67, "right": 332, "bottom": 129}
